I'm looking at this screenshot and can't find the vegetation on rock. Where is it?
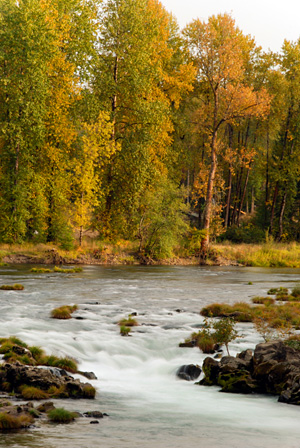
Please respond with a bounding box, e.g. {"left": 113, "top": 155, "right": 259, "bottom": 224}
{"left": 47, "top": 408, "right": 77, "bottom": 423}
{"left": 0, "top": 336, "right": 78, "bottom": 373}
{"left": 51, "top": 305, "right": 78, "bottom": 320}
{"left": 0, "top": 284, "right": 24, "bottom": 290}
{"left": 118, "top": 315, "right": 138, "bottom": 327}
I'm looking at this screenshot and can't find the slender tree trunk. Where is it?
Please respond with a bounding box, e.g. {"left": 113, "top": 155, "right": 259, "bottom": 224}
{"left": 225, "top": 124, "right": 233, "bottom": 229}
{"left": 203, "top": 131, "right": 218, "bottom": 244}
{"left": 105, "top": 56, "right": 119, "bottom": 216}
{"left": 278, "top": 190, "right": 287, "bottom": 241}
{"left": 251, "top": 186, "right": 255, "bottom": 213}
{"left": 79, "top": 193, "right": 83, "bottom": 246}
{"left": 269, "top": 182, "right": 279, "bottom": 235}
{"left": 225, "top": 167, "right": 232, "bottom": 228}
{"left": 237, "top": 164, "right": 251, "bottom": 227}
{"left": 265, "top": 122, "right": 270, "bottom": 225}
{"left": 202, "top": 90, "right": 219, "bottom": 257}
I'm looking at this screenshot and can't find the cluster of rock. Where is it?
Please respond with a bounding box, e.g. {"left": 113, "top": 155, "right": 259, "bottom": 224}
{"left": 0, "top": 362, "right": 95, "bottom": 399}
{"left": 200, "top": 340, "right": 300, "bottom": 405}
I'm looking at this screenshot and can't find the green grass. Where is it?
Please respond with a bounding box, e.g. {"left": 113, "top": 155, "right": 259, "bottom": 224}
{"left": 0, "top": 336, "right": 78, "bottom": 372}
{"left": 47, "top": 408, "right": 77, "bottom": 423}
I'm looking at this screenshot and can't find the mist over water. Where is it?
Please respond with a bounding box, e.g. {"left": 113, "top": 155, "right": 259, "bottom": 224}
{"left": 1, "top": 265, "right": 300, "bottom": 448}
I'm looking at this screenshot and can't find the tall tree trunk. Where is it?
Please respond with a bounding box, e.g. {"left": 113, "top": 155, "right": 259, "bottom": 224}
{"left": 203, "top": 131, "right": 218, "bottom": 246}
{"left": 251, "top": 186, "right": 255, "bottom": 214}
{"left": 269, "top": 182, "right": 279, "bottom": 235}
{"left": 225, "top": 124, "right": 233, "bottom": 228}
{"left": 237, "top": 164, "right": 251, "bottom": 227}
{"left": 225, "top": 167, "right": 232, "bottom": 228}
{"left": 278, "top": 190, "right": 287, "bottom": 241}
{"left": 265, "top": 121, "right": 270, "bottom": 225}
{"left": 105, "top": 56, "right": 119, "bottom": 216}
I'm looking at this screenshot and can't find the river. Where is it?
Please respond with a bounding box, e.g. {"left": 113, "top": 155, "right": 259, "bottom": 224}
{"left": 1, "top": 265, "right": 300, "bottom": 448}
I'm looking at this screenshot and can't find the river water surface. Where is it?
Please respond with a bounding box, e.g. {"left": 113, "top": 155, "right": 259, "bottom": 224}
{"left": 1, "top": 265, "right": 300, "bottom": 448}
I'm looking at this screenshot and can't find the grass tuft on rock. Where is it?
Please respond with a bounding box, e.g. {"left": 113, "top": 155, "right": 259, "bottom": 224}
{"left": 0, "top": 413, "right": 33, "bottom": 430}
{"left": 0, "top": 284, "right": 24, "bottom": 290}
{"left": 51, "top": 305, "right": 78, "bottom": 320}
{"left": 82, "top": 385, "right": 96, "bottom": 398}
{"left": 41, "top": 355, "right": 78, "bottom": 373}
{"left": 47, "top": 408, "right": 77, "bottom": 423}
{"left": 118, "top": 315, "right": 138, "bottom": 327}
{"left": 252, "top": 296, "right": 275, "bottom": 305}
{"left": 20, "top": 386, "right": 49, "bottom": 400}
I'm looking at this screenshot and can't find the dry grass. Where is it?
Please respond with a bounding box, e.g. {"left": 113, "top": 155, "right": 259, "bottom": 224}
{"left": 214, "top": 242, "right": 300, "bottom": 267}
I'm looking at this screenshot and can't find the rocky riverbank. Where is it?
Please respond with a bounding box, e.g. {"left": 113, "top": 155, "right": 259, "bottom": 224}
{"left": 199, "top": 340, "right": 300, "bottom": 405}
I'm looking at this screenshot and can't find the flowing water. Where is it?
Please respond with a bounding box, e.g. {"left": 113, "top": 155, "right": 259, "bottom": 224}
{"left": 1, "top": 265, "right": 300, "bottom": 448}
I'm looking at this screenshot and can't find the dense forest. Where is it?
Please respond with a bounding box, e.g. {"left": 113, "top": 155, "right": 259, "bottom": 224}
{"left": 1, "top": 0, "right": 300, "bottom": 258}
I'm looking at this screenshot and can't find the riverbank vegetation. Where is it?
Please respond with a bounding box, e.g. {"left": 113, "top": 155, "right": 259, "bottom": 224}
{"left": 1, "top": 1, "right": 300, "bottom": 261}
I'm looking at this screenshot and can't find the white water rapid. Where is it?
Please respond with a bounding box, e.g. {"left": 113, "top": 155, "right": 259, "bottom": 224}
{"left": 1, "top": 265, "right": 300, "bottom": 448}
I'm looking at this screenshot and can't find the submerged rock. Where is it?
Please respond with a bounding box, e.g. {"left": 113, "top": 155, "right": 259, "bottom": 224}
{"left": 176, "top": 364, "right": 201, "bottom": 381}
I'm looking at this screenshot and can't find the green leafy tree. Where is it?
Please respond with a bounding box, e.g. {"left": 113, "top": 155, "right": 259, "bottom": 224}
{"left": 92, "top": 0, "right": 195, "bottom": 237}
{"left": 137, "top": 178, "right": 189, "bottom": 259}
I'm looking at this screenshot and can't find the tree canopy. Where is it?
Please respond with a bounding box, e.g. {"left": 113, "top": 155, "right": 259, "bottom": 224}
{"left": 1, "top": 3, "right": 300, "bottom": 256}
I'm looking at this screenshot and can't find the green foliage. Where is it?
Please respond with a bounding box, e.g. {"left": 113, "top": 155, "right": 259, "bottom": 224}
{"left": 137, "top": 179, "right": 189, "bottom": 259}
{"left": 120, "top": 326, "right": 131, "bottom": 336}
{"left": 221, "top": 224, "right": 266, "bottom": 244}
{"left": 182, "top": 317, "right": 238, "bottom": 355}
{"left": 212, "top": 318, "right": 238, "bottom": 356}
{"left": 0, "top": 336, "right": 77, "bottom": 372}
{"left": 40, "top": 355, "right": 78, "bottom": 373}
{"left": 47, "top": 408, "right": 77, "bottom": 423}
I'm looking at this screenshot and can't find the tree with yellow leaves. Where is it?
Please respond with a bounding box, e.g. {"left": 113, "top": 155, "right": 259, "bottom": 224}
{"left": 184, "top": 14, "right": 271, "bottom": 254}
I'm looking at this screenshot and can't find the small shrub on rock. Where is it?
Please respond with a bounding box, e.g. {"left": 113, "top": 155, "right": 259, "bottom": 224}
{"left": 48, "top": 408, "right": 77, "bottom": 423}
{"left": 120, "top": 325, "right": 131, "bottom": 336}
{"left": 51, "top": 305, "right": 78, "bottom": 319}
{"left": 118, "top": 315, "right": 138, "bottom": 327}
